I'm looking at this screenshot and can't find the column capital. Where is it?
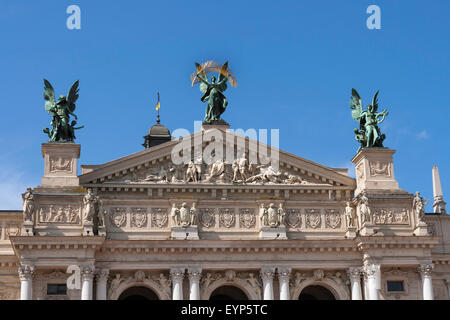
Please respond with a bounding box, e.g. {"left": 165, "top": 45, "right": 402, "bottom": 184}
{"left": 260, "top": 266, "right": 276, "bottom": 282}
{"left": 81, "top": 265, "right": 96, "bottom": 280}
{"left": 418, "top": 264, "right": 434, "bottom": 278}
{"left": 170, "top": 268, "right": 185, "bottom": 282}
{"left": 362, "top": 263, "right": 379, "bottom": 279}
{"left": 18, "top": 265, "right": 35, "bottom": 281}
{"left": 347, "top": 267, "right": 363, "bottom": 281}
{"left": 277, "top": 267, "right": 291, "bottom": 282}
{"left": 95, "top": 269, "right": 110, "bottom": 282}
{"left": 187, "top": 267, "right": 202, "bottom": 282}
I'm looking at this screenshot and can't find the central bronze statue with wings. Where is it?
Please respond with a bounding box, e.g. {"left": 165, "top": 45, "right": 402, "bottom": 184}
{"left": 43, "top": 79, "right": 84, "bottom": 142}
{"left": 191, "top": 61, "right": 237, "bottom": 125}
{"left": 350, "top": 88, "right": 389, "bottom": 152}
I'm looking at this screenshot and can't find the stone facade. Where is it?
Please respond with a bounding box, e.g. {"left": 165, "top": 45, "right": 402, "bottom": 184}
{"left": 0, "top": 127, "right": 449, "bottom": 300}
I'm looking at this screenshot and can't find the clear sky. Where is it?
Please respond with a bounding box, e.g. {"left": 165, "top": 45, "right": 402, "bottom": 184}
{"left": 0, "top": 0, "right": 449, "bottom": 210}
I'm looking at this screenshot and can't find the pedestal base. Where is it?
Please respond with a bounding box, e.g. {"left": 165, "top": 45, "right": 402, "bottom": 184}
{"left": 259, "top": 226, "right": 287, "bottom": 240}
{"left": 171, "top": 226, "right": 199, "bottom": 240}
{"left": 98, "top": 226, "right": 106, "bottom": 237}
{"left": 414, "top": 223, "right": 429, "bottom": 236}
{"left": 21, "top": 221, "right": 34, "bottom": 236}
{"left": 359, "top": 224, "right": 375, "bottom": 236}
{"left": 345, "top": 227, "right": 357, "bottom": 238}
{"left": 83, "top": 224, "right": 94, "bottom": 236}
{"left": 41, "top": 143, "right": 80, "bottom": 187}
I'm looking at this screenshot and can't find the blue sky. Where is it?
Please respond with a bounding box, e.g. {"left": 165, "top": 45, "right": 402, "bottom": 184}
{"left": 0, "top": 0, "right": 449, "bottom": 210}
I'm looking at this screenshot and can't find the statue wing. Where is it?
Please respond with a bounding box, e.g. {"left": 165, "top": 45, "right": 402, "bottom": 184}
{"left": 350, "top": 88, "right": 363, "bottom": 121}
{"left": 372, "top": 90, "right": 379, "bottom": 112}
{"left": 43, "top": 79, "right": 56, "bottom": 113}
{"left": 217, "top": 61, "right": 229, "bottom": 92}
{"left": 197, "top": 74, "right": 209, "bottom": 94}
{"left": 66, "top": 80, "right": 80, "bottom": 112}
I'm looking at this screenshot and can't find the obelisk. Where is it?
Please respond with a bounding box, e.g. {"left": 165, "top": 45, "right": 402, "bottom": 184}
{"left": 432, "top": 165, "right": 446, "bottom": 214}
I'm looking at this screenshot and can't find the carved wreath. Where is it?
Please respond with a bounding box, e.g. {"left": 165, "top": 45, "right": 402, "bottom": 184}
{"left": 239, "top": 209, "right": 256, "bottom": 229}
{"left": 285, "top": 209, "right": 302, "bottom": 228}
{"left": 306, "top": 210, "right": 321, "bottom": 229}
{"left": 110, "top": 208, "right": 127, "bottom": 227}
{"left": 151, "top": 208, "right": 168, "bottom": 228}
{"left": 199, "top": 208, "right": 215, "bottom": 228}
{"left": 131, "top": 208, "right": 147, "bottom": 228}
{"left": 219, "top": 208, "right": 236, "bottom": 228}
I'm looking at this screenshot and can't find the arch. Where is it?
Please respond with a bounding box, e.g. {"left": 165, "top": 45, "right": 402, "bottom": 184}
{"left": 291, "top": 279, "right": 349, "bottom": 300}
{"left": 299, "top": 285, "right": 335, "bottom": 300}
{"left": 202, "top": 278, "right": 260, "bottom": 300}
{"left": 118, "top": 286, "right": 159, "bottom": 300}
{"left": 210, "top": 285, "right": 249, "bottom": 300}
{"left": 110, "top": 279, "right": 170, "bottom": 300}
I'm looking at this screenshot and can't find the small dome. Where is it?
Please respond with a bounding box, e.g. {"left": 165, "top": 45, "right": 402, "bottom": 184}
{"left": 148, "top": 124, "right": 170, "bottom": 136}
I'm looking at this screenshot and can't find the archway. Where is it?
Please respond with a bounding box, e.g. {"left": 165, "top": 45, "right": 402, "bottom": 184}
{"left": 118, "top": 286, "right": 159, "bottom": 300}
{"left": 209, "top": 286, "right": 249, "bottom": 300}
{"left": 298, "top": 285, "right": 336, "bottom": 300}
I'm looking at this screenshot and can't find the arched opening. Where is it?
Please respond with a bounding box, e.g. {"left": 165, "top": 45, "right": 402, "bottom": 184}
{"left": 298, "top": 285, "right": 336, "bottom": 300}
{"left": 118, "top": 286, "right": 159, "bottom": 300}
{"left": 209, "top": 285, "right": 249, "bottom": 300}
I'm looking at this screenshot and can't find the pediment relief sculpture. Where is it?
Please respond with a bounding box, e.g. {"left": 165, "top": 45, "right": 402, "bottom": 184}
{"left": 170, "top": 202, "right": 197, "bottom": 227}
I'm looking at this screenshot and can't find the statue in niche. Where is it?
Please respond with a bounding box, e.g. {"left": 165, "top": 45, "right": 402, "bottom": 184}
{"left": 22, "top": 188, "right": 35, "bottom": 222}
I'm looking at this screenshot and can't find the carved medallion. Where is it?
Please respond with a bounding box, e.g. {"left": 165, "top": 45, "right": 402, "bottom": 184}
{"left": 369, "top": 161, "right": 391, "bottom": 177}
{"left": 199, "top": 208, "right": 215, "bottom": 228}
{"left": 110, "top": 208, "right": 127, "bottom": 227}
{"left": 151, "top": 208, "right": 168, "bottom": 228}
{"left": 325, "top": 209, "right": 341, "bottom": 229}
{"left": 219, "top": 208, "right": 236, "bottom": 228}
{"left": 239, "top": 208, "right": 256, "bottom": 229}
{"left": 130, "top": 208, "right": 147, "bottom": 228}
{"left": 285, "top": 209, "right": 302, "bottom": 228}
{"left": 49, "top": 156, "right": 72, "bottom": 173}
{"left": 305, "top": 209, "right": 321, "bottom": 229}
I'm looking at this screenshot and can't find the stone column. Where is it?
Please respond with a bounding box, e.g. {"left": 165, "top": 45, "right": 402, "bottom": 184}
{"left": 278, "top": 267, "right": 291, "bottom": 300}
{"left": 260, "top": 266, "right": 275, "bottom": 300}
{"left": 170, "top": 268, "right": 185, "bottom": 300}
{"left": 95, "top": 269, "right": 109, "bottom": 300}
{"left": 188, "top": 267, "right": 202, "bottom": 300}
{"left": 347, "top": 267, "right": 362, "bottom": 300}
{"left": 18, "top": 265, "right": 34, "bottom": 300}
{"left": 81, "top": 266, "right": 95, "bottom": 300}
{"left": 363, "top": 263, "right": 380, "bottom": 300}
{"left": 418, "top": 264, "right": 434, "bottom": 300}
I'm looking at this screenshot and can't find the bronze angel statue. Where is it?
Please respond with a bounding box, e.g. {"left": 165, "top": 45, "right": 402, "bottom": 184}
{"left": 43, "top": 79, "right": 84, "bottom": 142}
{"left": 350, "top": 88, "right": 389, "bottom": 151}
{"left": 191, "top": 61, "right": 237, "bottom": 124}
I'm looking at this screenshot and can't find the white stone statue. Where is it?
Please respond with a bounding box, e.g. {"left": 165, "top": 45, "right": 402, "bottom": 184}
{"left": 22, "top": 188, "right": 35, "bottom": 222}
{"left": 358, "top": 191, "right": 371, "bottom": 224}
{"left": 260, "top": 203, "right": 284, "bottom": 227}
{"left": 97, "top": 201, "right": 106, "bottom": 228}
{"left": 171, "top": 202, "right": 196, "bottom": 227}
{"left": 259, "top": 203, "right": 267, "bottom": 226}
{"left": 345, "top": 201, "right": 356, "bottom": 228}
{"left": 247, "top": 273, "right": 262, "bottom": 298}
{"left": 246, "top": 165, "right": 282, "bottom": 184}
{"left": 207, "top": 159, "right": 225, "bottom": 182}
{"left": 283, "top": 171, "right": 304, "bottom": 184}
{"left": 82, "top": 188, "right": 99, "bottom": 224}
{"left": 185, "top": 161, "right": 201, "bottom": 182}
{"left": 413, "top": 191, "right": 428, "bottom": 223}
{"left": 238, "top": 156, "right": 249, "bottom": 181}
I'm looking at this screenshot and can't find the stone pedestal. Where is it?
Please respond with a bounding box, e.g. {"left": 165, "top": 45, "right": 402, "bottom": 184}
{"left": 201, "top": 123, "right": 230, "bottom": 132}
{"left": 98, "top": 226, "right": 106, "bottom": 237}
{"left": 414, "top": 222, "right": 429, "bottom": 236}
{"left": 352, "top": 148, "right": 399, "bottom": 195}
{"left": 41, "top": 143, "right": 80, "bottom": 187}
{"left": 259, "top": 227, "right": 287, "bottom": 240}
{"left": 171, "top": 226, "right": 199, "bottom": 240}
{"left": 21, "top": 221, "right": 34, "bottom": 236}
{"left": 82, "top": 222, "right": 94, "bottom": 236}
{"left": 345, "top": 226, "right": 357, "bottom": 238}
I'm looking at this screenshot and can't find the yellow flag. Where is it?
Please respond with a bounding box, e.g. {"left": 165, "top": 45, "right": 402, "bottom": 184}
{"left": 155, "top": 92, "right": 160, "bottom": 111}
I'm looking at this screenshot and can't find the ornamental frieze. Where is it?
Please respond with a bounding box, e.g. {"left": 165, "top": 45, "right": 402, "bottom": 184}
{"left": 369, "top": 161, "right": 391, "bottom": 177}
{"left": 373, "top": 208, "right": 409, "bottom": 225}
{"left": 49, "top": 156, "right": 72, "bottom": 173}
{"left": 38, "top": 205, "right": 81, "bottom": 224}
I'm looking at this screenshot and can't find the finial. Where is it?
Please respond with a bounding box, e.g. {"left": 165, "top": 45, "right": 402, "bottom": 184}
{"left": 155, "top": 92, "right": 161, "bottom": 124}
{"left": 432, "top": 165, "right": 447, "bottom": 214}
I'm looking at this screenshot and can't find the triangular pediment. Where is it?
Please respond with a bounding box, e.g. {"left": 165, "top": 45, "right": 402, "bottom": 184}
{"left": 79, "top": 128, "right": 356, "bottom": 189}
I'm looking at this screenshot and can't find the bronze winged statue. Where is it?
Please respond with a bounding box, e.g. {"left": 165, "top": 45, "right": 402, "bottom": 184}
{"left": 191, "top": 61, "right": 237, "bottom": 125}
{"left": 350, "top": 88, "right": 388, "bottom": 152}
{"left": 43, "top": 79, "right": 84, "bottom": 142}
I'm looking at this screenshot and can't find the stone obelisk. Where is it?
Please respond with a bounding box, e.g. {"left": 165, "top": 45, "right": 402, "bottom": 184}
{"left": 432, "top": 165, "right": 446, "bottom": 214}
